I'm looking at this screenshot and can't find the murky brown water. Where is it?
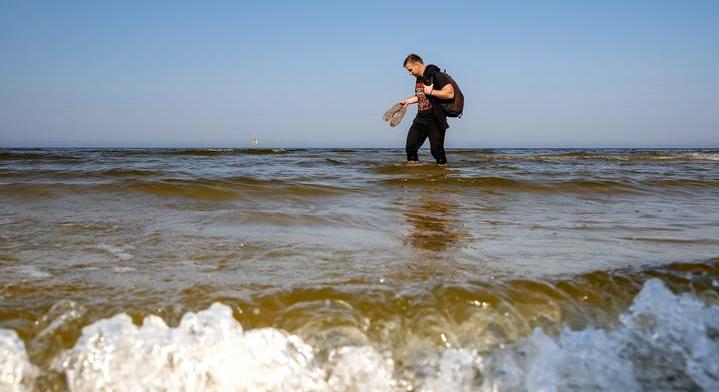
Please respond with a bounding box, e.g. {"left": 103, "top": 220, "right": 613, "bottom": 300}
{"left": 1, "top": 148, "right": 718, "bottom": 391}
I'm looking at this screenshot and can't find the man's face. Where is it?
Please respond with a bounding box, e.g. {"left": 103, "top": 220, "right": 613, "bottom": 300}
{"left": 404, "top": 61, "right": 423, "bottom": 78}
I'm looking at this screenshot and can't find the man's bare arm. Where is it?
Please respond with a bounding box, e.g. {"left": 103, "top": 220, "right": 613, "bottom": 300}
{"left": 400, "top": 96, "right": 418, "bottom": 107}
{"left": 424, "top": 83, "right": 454, "bottom": 100}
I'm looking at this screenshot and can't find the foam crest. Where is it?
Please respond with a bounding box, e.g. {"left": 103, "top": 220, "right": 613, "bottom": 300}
{"left": 474, "top": 278, "right": 719, "bottom": 391}
{"left": 419, "top": 348, "right": 482, "bottom": 392}
{"left": 52, "top": 303, "right": 328, "bottom": 391}
{"left": 51, "top": 303, "right": 396, "bottom": 392}
{"left": 326, "top": 346, "right": 395, "bottom": 391}
{"left": 0, "top": 329, "right": 37, "bottom": 392}
{"left": 619, "top": 278, "right": 719, "bottom": 390}
{"left": 3, "top": 278, "right": 715, "bottom": 391}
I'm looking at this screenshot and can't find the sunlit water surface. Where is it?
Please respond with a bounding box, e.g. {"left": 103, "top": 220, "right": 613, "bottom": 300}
{"left": 1, "top": 148, "right": 718, "bottom": 391}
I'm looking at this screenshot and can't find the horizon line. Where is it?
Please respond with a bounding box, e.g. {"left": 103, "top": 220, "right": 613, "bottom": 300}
{"left": 1, "top": 145, "right": 718, "bottom": 150}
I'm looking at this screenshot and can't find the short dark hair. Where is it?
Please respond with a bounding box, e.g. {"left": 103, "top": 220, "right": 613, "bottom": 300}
{"left": 403, "top": 54, "right": 423, "bottom": 67}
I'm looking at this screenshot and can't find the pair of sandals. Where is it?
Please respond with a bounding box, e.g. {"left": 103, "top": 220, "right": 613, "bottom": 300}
{"left": 383, "top": 102, "right": 407, "bottom": 128}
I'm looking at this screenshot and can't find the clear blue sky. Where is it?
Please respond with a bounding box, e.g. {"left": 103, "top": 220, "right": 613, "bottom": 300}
{"left": 1, "top": 0, "right": 717, "bottom": 148}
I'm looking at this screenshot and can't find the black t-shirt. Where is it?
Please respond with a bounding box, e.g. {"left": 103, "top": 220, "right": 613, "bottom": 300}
{"left": 413, "top": 64, "right": 449, "bottom": 129}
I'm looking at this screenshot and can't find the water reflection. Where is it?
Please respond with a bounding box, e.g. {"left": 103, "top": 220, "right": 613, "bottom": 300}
{"left": 398, "top": 193, "right": 470, "bottom": 252}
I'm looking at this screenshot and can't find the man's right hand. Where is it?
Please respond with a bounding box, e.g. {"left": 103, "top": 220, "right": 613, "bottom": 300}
{"left": 400, "top": 96, "right": 418, "bottom": 108}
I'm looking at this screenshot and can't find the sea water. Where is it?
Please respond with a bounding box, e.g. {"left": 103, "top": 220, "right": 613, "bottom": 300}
{"left": 1, "top": 148, "right": 718, "bottom": 391}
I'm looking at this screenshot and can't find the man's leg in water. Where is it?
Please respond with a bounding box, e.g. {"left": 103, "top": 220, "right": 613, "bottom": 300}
{"left": 406, "top": 122, "right": 428, "bottom": 163}
{"left": 427, "top": 120, "right": 448, "bottom": 165}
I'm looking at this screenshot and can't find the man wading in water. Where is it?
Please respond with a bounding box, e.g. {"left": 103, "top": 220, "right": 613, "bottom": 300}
{"left": 400, "top": 54, "right": 454, "bottom": 166}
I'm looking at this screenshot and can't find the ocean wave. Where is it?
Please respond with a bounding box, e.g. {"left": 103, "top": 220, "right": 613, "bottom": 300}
{"left": 0, "top": 176, "right": 354, "bottom": 200}
{"left": 0, "top": 151, "right": 87, "bottom": 163}
{"left": 477, "top": 278, "right": 719, "bottom": 391}
{"left": 3, "top": 277, "right": 717, "bottom": 391}
{"left": 294, "top": 158, "right": 348, "bottom": 167}
{"left": 121, "top": 177, "right": 351, "bottom": 200}
{"left": 2, "top": 174, "right": 716, "bottom": 199}
{"left": 445, "top": 149, "right": 499, "bottom": 157}
{"left": 114, "top": 148, "right": 289, "bottom": 157}
{"left": 644, "top": 178, "right": 719, "bottom": 188}
{"left": 533, "top": 150, "right": 719, "bottom": 162}
{"left": 378, "top": 175, "right": 640, "bottom": 194}
{"left": 116, "top": 177, "right": 349, "bottom": 200}
{"left": 0, "top": 168, "right": 161, "bottom": 180}
{"left": 436, "top": 149, "right": 719, "bottom": 163}
{"left": 120, "top": 178, "right": 245, "bottom": 200}
{"left": 376, "top": 174, "right": 719, "bottom": 194}
{"left": 371, "top": 163, "right": 454, "bottom": 175}
{"left": 98, "top": 168, "right": 161, "bottom": 177}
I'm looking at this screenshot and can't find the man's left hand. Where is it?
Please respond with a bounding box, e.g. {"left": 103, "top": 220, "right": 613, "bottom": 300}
{"left": 423, "top": 84, "right": 434, "bottom": 96}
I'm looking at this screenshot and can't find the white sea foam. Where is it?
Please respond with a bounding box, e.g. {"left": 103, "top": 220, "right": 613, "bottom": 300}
{"left": 326, "top": 346, "right": 395, "bottom": 391}
{"left": 52, "top": 303, "right": 331, "bottom": 391}
{"left": 96, "top": 243, "right": 133, "bottom": 261}
{"left": 684, "top": 152, "right": 719, "bottom": 161}
{"left": 112, "top": 266, "right": 137, "bottom": 273}
{"left": 473, "top": 278, "right": 719, "bottom": 392}
{"left": 2, "top": 266, "right": 51, "bottom": 280}
{"left": 51, "top": 303, "right": 399, "bottom": 392}
{"left": 0, "top": 329, "right": 37, "bottom": 392}
{"left": 1, "top": 279, "right": 717, "bottom": 391}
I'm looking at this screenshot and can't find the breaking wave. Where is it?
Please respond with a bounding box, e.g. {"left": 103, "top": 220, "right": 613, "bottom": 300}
{"left": 2, "top": 278, "right": 718, "bottom": 391}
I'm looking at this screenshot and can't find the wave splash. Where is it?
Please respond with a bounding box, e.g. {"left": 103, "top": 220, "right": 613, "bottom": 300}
{"left": 2, "top": 279, "right": 718, "bottom": 391}
{"left": 477, "top": 278, "right": 719, "bottom": 391}
{"left": 0, "top": 330, "right": 37, "bottom": 392}
{"left": 50, "top": 304, "right": 395, "bottom": 392}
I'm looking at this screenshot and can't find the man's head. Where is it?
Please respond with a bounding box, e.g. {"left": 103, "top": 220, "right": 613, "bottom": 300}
{"left": 403, "top": 54, "right": 425, "bottom": 78}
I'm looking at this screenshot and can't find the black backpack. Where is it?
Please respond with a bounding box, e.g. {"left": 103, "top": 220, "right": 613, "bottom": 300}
{"left": 433, "top": 70, "right": 464, "bottom": 118}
